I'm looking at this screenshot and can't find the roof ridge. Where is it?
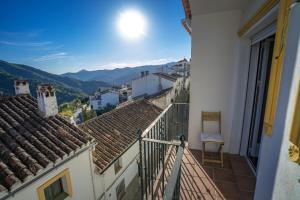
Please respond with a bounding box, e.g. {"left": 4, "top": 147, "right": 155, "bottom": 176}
{"left": 81, "top": 99, "right": 155, "bottom": 125}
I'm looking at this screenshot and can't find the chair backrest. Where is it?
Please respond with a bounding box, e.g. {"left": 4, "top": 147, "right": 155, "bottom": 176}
{"left": 201, "top": 111, "right": 221, "bottom": 133}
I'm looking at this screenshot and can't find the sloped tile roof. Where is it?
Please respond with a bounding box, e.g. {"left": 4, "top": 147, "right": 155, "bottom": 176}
{"left": 79, "top": 100, "right": 162, "bottom": 173}
{"left": 153, "top": 72, "right": 178, "bottom": 82}
{"left": 0, "top": 95, "right": 94, "bottom": 192}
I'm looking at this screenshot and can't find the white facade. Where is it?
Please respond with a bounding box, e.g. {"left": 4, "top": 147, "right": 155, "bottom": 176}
{"left": 188, "top": 0, "right": 300, "bottom": 199}
{"left": 172, "top": 59, "right": 190, "bottom": 77}
{"left": 3, "top": 147, "right": 96, "bottom": 200}
{"left": 90, "top": 91, "right": 119, "bottom": 110}
{"left": 93, "top": 142, "right": 139, "bottom": 200}
{"left": 131, "top": 74, "right": 174, "bottom": 98}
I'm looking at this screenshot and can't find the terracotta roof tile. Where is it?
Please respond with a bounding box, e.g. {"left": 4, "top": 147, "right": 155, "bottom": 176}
{"left": 79, "top": 99, "right": 162, "bottom": 173}
{"left": 0, "top": 95, "right": 94, "bottom": 192}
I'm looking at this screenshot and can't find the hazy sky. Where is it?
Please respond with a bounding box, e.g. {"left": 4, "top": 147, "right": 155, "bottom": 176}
{"left": 0, "top": 0, "right": 190, "bottom": 74}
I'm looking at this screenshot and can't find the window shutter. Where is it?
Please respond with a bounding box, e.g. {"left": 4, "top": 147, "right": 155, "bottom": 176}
{"left": 263, "top": 0, "right": 292, "bottom": 135}
{"left": 289, "top": 80, "right": 300, "bottom": 163}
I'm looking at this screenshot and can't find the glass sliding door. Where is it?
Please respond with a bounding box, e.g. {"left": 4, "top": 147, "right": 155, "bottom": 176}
{"left": 246, "top": 35, "right": 275, "bottom": 170}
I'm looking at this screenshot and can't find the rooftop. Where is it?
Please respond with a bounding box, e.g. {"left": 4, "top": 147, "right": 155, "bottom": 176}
{"left": 79, "top": 99, "right": 162, "bottom": 173}
{"left": 0, "top": 95, "right": 94, "bottom": 193}
{"left": 153, "top": 72, "right": 178, "bottom": 82}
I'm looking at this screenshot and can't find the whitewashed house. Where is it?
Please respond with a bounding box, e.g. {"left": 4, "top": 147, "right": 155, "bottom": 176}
{"left": 79, "top": 100, "right": 162, "bottom": 200}
{"left": 89, "top": 89, "right": 119, "bottom": 110}
{"left": 0, "top": 82, "right": 96, "bottom": 200}
{"left": 131, "top": 71, "right": 177, "bottom": 98}
{"left": 182, "top": 0, "right": 300, "bottom": 199}
{"left": 171, "top": 58, "right": 190, "bottom": 77}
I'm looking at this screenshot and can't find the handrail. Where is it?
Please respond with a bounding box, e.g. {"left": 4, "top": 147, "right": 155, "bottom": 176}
{"left": 141, "top": 104, "right": 172, "bottom": 138}
{"left": 163, "top": 146, "right": 184, "bottom": 200}
{"left": 141, "top": 103, "right": 189, "bottom": 138}
{"left": 142, "top": 138, "right": 181, "bottom": 146}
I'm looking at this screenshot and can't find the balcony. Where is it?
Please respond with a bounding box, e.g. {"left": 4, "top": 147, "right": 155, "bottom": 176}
{"left": 136, "top": 103, "right": 256, "bottom": 200}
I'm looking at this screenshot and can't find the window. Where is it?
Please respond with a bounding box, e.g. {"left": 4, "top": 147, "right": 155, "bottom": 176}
{"left": 116, "top": 179, "right": 125, "bottom": 200}
{"left": 37, "top": 169, "right": 73, "bottom": 200}
{"left": 114, "top": 158, "right": 122, "bottom": 174}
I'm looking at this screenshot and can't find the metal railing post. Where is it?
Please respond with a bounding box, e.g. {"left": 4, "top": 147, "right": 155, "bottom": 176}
{"left": 137, "top": 129, "right": 144, "bottom": 200}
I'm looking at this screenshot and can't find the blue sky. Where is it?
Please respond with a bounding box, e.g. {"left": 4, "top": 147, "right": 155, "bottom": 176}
{"left": 0, "top": 0, "right": 190, "bottom": 74}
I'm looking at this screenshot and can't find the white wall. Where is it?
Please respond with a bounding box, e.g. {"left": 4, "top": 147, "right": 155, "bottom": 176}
{"left": 3, "top": 148, "right": 96, "bottom": 200}
{"left": 90, "top": 99, "right": 101, "bottom": 110}
{"left": 160, "top": 77, "right": 174, "bottom": 91}
{"left": 132, "top": 74, "right": 160, "bottom": 98}
{"left": 131, "top": 74, "right": 174, "bottom": 98}
{"left": 101, "top": 92, "right": 119, "bottom": 107}
{"left": 93, "top": 142, "right": 139, "bottom": 200}
{"left": 90, "top": 92, "right": 119, "bottom": 110}
{"left": 254, "top": 4, "right": 300, "bottom": 199}
{"left": 188, "top": 10, "right": 242, "bottom": 152}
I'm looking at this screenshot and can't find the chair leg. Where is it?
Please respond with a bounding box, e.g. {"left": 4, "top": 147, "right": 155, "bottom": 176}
{"left": 202, "top": 142, "right": 205, "bottom": 165}
{"left": 220, "top": 144, "right": 224, "bottom": 168}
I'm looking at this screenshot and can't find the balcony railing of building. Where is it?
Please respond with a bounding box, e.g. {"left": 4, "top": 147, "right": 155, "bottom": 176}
{"left": 137, "top": 103, "right": 189, "bottom": 200}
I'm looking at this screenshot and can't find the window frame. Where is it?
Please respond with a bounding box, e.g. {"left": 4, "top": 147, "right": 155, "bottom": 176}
{"left": 263, "top": 0, "right": 292, "bottom": 135}
{"left": 37, "top": 168, "right": 73, "bottom": 200}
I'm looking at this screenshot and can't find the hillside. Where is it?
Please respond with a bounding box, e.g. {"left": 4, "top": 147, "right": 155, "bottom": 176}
{"left": 62, "top": 62, "right": 176, "bottom": 85}
{"left": 0, "top": 60, "right": 110, "bottom": 104}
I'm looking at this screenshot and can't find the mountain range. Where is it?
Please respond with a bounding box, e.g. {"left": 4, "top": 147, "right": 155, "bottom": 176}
{"left": 62, "top": 62, "right": 176, "bottom": 85}
{"left": 0, "top": 60, "right": 110, "bottom": 104}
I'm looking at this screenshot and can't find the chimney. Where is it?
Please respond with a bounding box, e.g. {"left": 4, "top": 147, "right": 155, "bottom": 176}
{"left": 14, "top": 79, "right": 30, "bottom": 95}
{"left": 37, "top": 84, "right": 58, "bottom": 117}
{"left": 141, "top": 71, "right": 145, "bottom": 77}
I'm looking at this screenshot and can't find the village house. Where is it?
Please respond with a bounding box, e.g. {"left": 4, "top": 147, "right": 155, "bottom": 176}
{"left": 79, "top": 100, "right": 162, "bottom": 200}
{"left": 171, "top": 58, "right": 190, "bottom": 77}
{"left": 0, "top": 81, "right": 96, "bottom": 200}
{"left": 131, "top": 71, "right": 174, "bottom": 98}
{"left": 89, "top": 89, "right": 119, "bottom": 111}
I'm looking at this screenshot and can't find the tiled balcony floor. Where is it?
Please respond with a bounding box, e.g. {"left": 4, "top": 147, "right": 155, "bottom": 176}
{"left": 154, "top": 147, "right": 256, "bottom": 200}
{"left": 187, "top": 149, "right": 256, "bottom": 200}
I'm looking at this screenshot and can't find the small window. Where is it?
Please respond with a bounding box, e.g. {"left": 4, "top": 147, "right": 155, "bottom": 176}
{"left": 114, "top": 158, "right": 122, "bottom": 174}
{"left": 50, "top": 92, "right": 54, "bottom": 97}
{"left": 37, "top": 169, "right": 72, "bottom": 200}
{"left": 116, "top": 179, "right": 125, "bottom": 200}
{"left": 45, "top": 91, "right": 50, "bottom": 97}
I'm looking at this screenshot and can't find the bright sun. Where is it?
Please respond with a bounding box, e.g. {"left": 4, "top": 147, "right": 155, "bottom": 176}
{"left": 117, "top": 10, "right": 146, "bottom": 40}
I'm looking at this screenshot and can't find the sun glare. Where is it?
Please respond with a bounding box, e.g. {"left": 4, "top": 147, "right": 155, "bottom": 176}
{"left": 117, "top": 10, "right": 146, "bottom": 40}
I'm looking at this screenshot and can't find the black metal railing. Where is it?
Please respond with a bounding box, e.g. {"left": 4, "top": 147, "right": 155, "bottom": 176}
{"left": 137, "top": 103, "right": 188, "bottom": 200}
{"left": 163, "top": 140, "right": 185, "bottom": 200}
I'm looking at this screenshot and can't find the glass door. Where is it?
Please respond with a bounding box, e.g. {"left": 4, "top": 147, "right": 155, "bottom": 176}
{"left": 247, "top": 36, "right": 275, "bottom": 169}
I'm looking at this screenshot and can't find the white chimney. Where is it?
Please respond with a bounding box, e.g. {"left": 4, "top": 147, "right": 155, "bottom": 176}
{"left": 37, "top": 84, "right": 58, "bottom": 117}
{"left": 14, "top": 80, "right": 30, "bottom": 95}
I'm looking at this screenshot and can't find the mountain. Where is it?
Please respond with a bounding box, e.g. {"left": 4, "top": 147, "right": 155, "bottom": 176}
{"left": 0, "top": 60, "right": 110, "bottom": 104}
{"left": 62, "top": 62, "right": 176, "bottom": 85}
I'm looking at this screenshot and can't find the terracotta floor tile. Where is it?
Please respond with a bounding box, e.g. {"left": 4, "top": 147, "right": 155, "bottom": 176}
{"left": 231, "top": 160, "right": 254, "bottom": 177}
{"left": 235, "top": 175, "right": 256, "bottom": 192}
{"left": 151, "top": 148, "right": 256, "bottom": 200}
{"left": 239, "top": 190, "right": 254, "bottom": 200}
{"left": 214, "top": 168, "right": 235, "bottom": 183}
{"left": 215, "top": 181, "right": 240, "bottom": 200}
